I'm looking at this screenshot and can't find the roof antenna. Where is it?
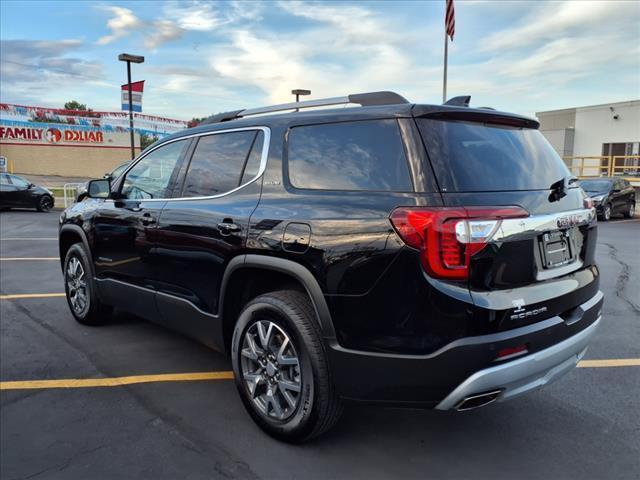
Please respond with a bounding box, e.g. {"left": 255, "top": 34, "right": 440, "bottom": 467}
{"left": 444, "top": 96, "right": 471, "bottom": 107}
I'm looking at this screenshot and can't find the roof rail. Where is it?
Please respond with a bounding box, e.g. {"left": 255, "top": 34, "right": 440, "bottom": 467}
{"left": 444, "top": 96, "right": 471, "bottom": 107}
{"left": 201, "top": 91, "right": 409, "bottom": 124}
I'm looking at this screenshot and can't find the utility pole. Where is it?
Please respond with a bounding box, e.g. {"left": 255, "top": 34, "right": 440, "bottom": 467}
{"left": 118, "top": 53, "right": 144, "bottom": 160}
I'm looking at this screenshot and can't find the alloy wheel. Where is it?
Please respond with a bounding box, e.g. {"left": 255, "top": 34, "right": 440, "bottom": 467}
{"left": 604, "top": 205, "right": 611, "bottom": 221}
{"left": 40, "top": 196, "right": 53, "bottom": 211}
{"left": 66, "top": 257, "right": 88, "bottom": 315}
{"left": 630, "top": 203, "right": 635, "bottom": 217}
{"left": 240, "top": 320, "right": 302, "bottom": 421}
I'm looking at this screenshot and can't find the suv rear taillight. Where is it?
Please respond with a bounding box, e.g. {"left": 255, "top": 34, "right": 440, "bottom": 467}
{"left": 389, "top": 206, "right": 529, "bottom": 280}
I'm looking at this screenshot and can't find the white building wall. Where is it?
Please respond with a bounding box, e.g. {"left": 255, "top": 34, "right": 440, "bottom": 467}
{"left": 573, "top": 101, "right": 640, "bottom": 156}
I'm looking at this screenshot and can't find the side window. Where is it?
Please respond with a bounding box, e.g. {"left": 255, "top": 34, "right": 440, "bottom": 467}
{"left": 121, "top": 140, "right": 188, "bottom": 200}
{"left": 10, "top": 175, "right": 29, "bottom": 187}
{"left": 287, "top": 119, "right": 413, "bottom": 191}
{"left": 181, "top": 130, "right": 258, "bottom": 198}
{"left": 0, "top": 174, "right": 10, "bottom": 185}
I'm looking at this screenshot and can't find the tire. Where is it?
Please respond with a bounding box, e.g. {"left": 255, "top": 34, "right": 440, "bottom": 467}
{"left": 231, "top": 290, "right": 342, "bottom": 443}
{"left": 37, "top": 195, "right": 54, "bottom": 212}
{"left": 623, "top": 200, "right": 635, "bottom": 219}
{"left": 63, "top": 243, "right": 112, "bottom": 326}
{"left": 602, "top": 203, "right": 612, "bottom": 221}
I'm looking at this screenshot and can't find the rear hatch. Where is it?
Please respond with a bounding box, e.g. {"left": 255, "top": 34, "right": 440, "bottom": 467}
{"left": 410, "top": 107, "right": 599, "bottom": 330}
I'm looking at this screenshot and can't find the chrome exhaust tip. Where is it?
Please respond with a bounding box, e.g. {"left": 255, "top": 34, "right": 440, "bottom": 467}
{"left": 455, "top": 390, "right": 502, "bottom": 411}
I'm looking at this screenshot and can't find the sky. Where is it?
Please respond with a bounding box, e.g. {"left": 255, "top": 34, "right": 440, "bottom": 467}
{"left": 1, "top": 0, "right": 639, "bottom": 121}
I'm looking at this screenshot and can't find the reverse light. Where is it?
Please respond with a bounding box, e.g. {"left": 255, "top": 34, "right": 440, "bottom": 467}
{"left": 389, "top": 206, "right": 529, "bottom": 280}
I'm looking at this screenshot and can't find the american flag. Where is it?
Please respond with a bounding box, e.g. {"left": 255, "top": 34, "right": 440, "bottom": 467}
{"left": 445, "top": 0, "right": 455, "bottom": 41}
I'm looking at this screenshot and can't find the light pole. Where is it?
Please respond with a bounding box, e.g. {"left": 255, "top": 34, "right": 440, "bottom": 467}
{"left": 118, "top": 53, "right": 144, "bottom": 160}
{"left": 291, "top": 89, "right": 311, "bottom": 111}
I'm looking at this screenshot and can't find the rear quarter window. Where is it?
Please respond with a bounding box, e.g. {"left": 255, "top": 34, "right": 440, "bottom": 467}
{"left": 287, "top": 119, "right": 413, "bottom": 192}
{"left": 417, "top": 119, "right": 571, "bottom": 192}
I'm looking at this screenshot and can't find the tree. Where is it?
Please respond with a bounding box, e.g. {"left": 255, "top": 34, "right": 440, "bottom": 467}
{"left": 64, "top": 100, "right": 87, "bottom": 111}
{"left": 187, "top": 117, "right": 205, "bottom": 128}
{"left": 140, "top": 133, "right": 159, "bottom": 150}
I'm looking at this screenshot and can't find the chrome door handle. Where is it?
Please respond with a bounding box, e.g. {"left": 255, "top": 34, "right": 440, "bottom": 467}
{"left": 140, "top": 213, "right": 156, "bottom": 226}
{"left": 217, "top": 222, "right": 241, "bottom": 233}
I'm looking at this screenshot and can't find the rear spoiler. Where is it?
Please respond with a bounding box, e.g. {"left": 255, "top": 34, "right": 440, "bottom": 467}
{"left": 412, "top": 105, "right": 540, "bottom": 129}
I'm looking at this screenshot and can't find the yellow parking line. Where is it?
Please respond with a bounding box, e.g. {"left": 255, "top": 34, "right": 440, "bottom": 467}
{"left": 0, "top": 238, "right": 57, "bottom": 241}
{"left": 0, "top": 257, "right": 58, "bottom": 261}
{"left": 0, "top": 371, "right": 235, "bottom": 390}
{"left": 577, "top": 359, "right": 640, "bottom": 368}
{"left": 1, "top": 360, "right": 638, "bottom": 392}
{"left": 0, "top": 293, "right": 65, "bottom": 300}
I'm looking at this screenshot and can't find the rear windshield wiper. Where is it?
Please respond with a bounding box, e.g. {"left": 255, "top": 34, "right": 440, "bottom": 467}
{"left": 549, "top": 176, "right": 577, "bottom": 202}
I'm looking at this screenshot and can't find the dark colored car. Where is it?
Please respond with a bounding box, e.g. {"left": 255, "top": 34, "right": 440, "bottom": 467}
{"left": 76, "top": 161, "right": 131, "bottom": 202}
{"left": 58, "top": 92, "right": 602, "bottom": 442}
{"left": 578, "top": 177, "right": 635, "bottom": 220}
{"left": 0, "top": 173, "right": 54, "bottom": 211}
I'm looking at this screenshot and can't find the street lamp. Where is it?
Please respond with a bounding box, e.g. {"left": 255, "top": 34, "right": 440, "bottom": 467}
{"left": 118, "top": 53, "right": 144, "bottom": 160}
{"left": 291, "top": 89, "right": 311, "bottom": 111}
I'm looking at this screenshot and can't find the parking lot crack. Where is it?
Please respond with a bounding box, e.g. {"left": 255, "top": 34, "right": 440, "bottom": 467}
{"left": 601, "top": 242, "right": 640, "bottom": 315}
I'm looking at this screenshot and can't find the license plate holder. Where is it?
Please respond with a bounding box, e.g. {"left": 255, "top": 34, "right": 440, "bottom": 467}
{"left": 539, "top": 229, "right": 575, "bottom": 269}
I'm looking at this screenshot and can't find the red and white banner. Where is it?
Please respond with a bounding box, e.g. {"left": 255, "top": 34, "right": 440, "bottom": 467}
{"left": 121, "top": 81, "right": 145, "bottom": 112}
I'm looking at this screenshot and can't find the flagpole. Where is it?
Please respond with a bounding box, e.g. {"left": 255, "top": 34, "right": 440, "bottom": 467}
{"left": 442, "top": 30, "right": 448, "bottom": 103}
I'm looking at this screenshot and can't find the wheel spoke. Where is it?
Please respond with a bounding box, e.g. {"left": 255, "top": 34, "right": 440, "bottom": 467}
{"left": 277, "top": 338, "right": 299, "bottom": 366}
{"left": 266, "top": 390, "right": 283, "bottom": 418}
{"left": 277, "top": 379, "right": 301, "bottom": 393}
{"left": 257, "top": 321, "right": 273, "bottom": 350}
{"left": 280, "top": 389, "right": 298, "bottom": 409}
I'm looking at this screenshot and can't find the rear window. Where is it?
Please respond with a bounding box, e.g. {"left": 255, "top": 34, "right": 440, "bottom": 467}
{"left": 417, "top": 119, "right": 571, "bottom": 192}
{"left": 287, "top": 119, "right": 413, "bottom": 191}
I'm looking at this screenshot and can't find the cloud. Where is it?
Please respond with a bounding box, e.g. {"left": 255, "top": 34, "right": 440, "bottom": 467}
{"left": 0, "top": 39, "right": 108, "bottom": 107}
{"left": 480, "top": 0, "right": 640, "bottom": 52}
{"left": 97, "top": 4, "right": 184, "bottom": 49}
{"left": 97, "top": 6, "right": 141, "bottom": 45}
{"left": 163, "top": 1, "right": 225, "bottom": 31}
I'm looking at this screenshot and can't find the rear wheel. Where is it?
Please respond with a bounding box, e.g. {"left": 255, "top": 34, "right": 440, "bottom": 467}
{"left": 63, "top": 243, "right": 112, "bottom": 325}
{"left": 231, "top": 290, "right": 342, "bottom": 442}
{"left": 37, "top": 195, "right": 53, "bottom": 212}
{"left": 623, "top": 200, "right": 635, "bottom": 219}
{"left": 602, "top": 203, "right": 612, "bottom": 221}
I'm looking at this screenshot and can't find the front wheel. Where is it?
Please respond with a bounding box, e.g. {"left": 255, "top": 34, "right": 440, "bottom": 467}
{"left": 231, "top": 290, "right": 342, "bottom": 442}
{"left": 623, "top": 201, "right": 635, "bottom": 219}
{"left": 601, "top": 203, "right": 612, "bottom": 221}
{"left": 37, "top": 195, "right": 53, "bottom": 212}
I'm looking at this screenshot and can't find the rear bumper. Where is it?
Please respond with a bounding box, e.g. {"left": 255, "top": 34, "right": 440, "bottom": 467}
{"left": 328, "top": 290, "right": 603, "bottom": 406}
{"left": 435, "top": 314, "right": 600, "bottom": 410}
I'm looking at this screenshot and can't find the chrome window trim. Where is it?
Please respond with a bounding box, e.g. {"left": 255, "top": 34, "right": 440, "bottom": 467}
{"left": 110, "top": 126, "right": 271, "bottom": 202}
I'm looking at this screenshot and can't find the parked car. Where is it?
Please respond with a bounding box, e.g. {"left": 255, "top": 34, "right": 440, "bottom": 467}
{"left": 76, "top": 161, "right": 131, "bottom": 202}
{"left": 58, "top": 92, "right": 602, "bottom": 442}
{"left": 578, "top": 177, "right": 635, "bottom": 220}
{"left": 0, "top": 173, "right": 54, "bottom": 211}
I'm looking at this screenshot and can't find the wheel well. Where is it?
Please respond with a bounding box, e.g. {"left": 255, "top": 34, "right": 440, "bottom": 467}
{"left": 58, "top": 230, "right": 82, "bottom": 268}
{"left": 222, "top": 267, "right": 307, "bottom": 352}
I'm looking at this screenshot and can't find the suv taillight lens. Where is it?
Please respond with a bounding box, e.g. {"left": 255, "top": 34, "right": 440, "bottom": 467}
{"left": 389, "top": 206, "right": 529, "bottom": 280}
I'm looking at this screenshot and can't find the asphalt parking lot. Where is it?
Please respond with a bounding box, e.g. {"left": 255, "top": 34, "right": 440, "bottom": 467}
{"left": 1, "top": 210, "right": 639, "bottom": 480}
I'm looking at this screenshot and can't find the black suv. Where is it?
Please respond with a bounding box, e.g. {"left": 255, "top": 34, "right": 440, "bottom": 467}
{"left": 58, "top": 92, "right": 602, "bottom": 442}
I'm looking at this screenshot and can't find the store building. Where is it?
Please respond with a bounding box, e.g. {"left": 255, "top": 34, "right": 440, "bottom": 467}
{"left": 536, "top": 100, "right": 640, "bottom": 180}
{"left": 0, "top": 104, "right": 187, "bottom": 178}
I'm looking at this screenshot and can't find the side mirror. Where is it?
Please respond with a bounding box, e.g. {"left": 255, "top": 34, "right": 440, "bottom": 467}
{"left": 612, "top": 188, "right": 621, "bottom": 193}
{"left": 28, "top": 183, "right": 35, "bottom": 189}
{"left": 87, "top": 179, "right": 111, "bottom": 199}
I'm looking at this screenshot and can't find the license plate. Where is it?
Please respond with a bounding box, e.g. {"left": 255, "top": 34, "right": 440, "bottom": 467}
{"left": 539, "top": 230, "right": 575, "bottom": 268}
